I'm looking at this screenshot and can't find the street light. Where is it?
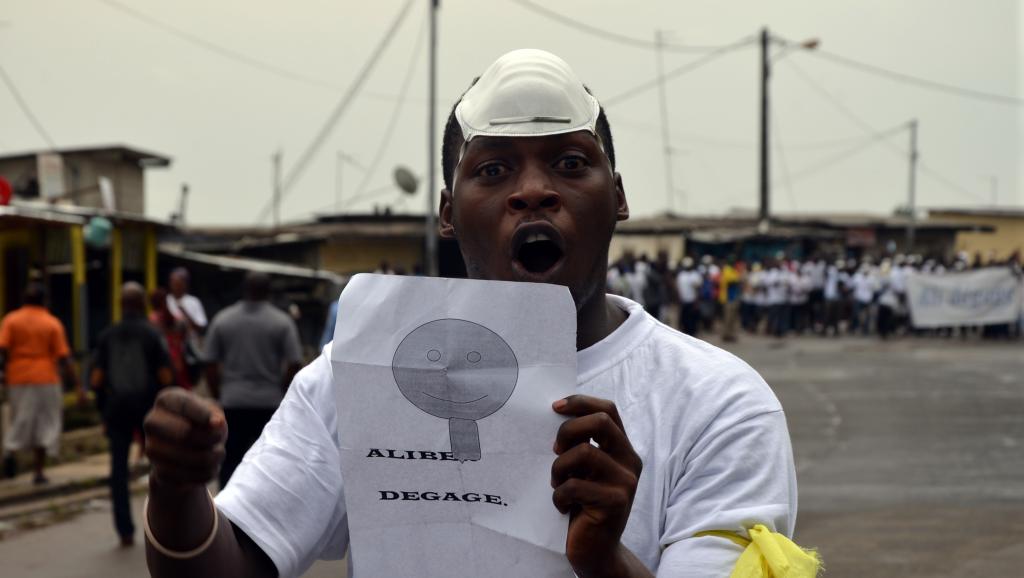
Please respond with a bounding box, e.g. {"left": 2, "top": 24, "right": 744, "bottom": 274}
{"left": 759, "top": 29, "right": 820, "bottom": 230}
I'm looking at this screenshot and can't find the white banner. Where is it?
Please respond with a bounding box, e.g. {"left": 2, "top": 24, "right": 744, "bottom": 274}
{"left": 907, "top": 268, "right": 1023, "bottom": 328}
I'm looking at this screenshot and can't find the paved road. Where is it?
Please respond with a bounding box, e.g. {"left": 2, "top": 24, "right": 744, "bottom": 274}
{"left": 0, "top": 496, "right": 347, "bottom": 578}
{"left": 1, "top": 335, "right": 1021, "bottom": 577}
{"left": 719, "top": 335, "right": 1024, "bottom": 577}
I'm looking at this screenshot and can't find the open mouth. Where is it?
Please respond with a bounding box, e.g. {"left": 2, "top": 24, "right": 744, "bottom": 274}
{"left": 512, "top": 225, "right": 566, "bottom": 275}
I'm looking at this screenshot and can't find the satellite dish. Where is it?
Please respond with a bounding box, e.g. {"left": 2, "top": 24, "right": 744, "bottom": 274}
{"left": 393, "top": 166, "right": 419, "bottom": 195}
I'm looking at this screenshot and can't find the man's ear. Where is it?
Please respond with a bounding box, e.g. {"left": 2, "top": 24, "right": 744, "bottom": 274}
{"left": 439, "top": 188, "right": 456, "bottom": 238}
{"left": 614, "top": 173, "right": 629, "bottom": 222}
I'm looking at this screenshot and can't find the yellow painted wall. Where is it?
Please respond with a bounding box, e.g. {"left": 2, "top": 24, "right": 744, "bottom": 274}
{"left": 609, "top": 233, "right": 686, "bottom": 265}
{"left": 320, "top": 237, "right": 423, "bottom": 274}
{"left": 929, "top": 213, "right": 1024, "bottom": 261}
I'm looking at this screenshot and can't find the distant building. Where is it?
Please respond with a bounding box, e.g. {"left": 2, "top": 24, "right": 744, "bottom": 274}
{"left": 0, "top": 145, "right": 170, "bottom": 215}
{"left": 170, "top": 213, "right": 467, "bottom": 278}
{"left": 0, "top": 144, "right": 171, "bottom": 355}
{"left": 927, "top": 207, "right": 1024, "bottom": 262}
{"left": 0, "top": 203, "right": 166, "bottom": 355}
{"left": 611, "top": 212, "right": 991, "bottom": 263}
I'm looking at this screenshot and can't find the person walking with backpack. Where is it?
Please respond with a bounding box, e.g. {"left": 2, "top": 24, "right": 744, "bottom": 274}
{"left": 90, "top": 282, "right": 174, "bottom": 545}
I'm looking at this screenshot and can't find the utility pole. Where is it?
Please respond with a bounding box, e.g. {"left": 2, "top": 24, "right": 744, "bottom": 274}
{"left": 272, "top": 150, "right": 282, "bottom": 230}
{"left": 905, "top": 119, "right": 918, "bottom": 251}
{"left": 655, "top": 30, "right": 676, "bottom": 215}
{"left": 758, "top": 27, "right": 771, "bottom": 229}
{"left": 425, "top": 0, "right": 439, "bottom": 276}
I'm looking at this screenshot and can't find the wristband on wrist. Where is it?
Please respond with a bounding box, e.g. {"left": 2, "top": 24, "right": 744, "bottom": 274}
{"left": 143, "top": 487, "right": 219, "bottom": 560}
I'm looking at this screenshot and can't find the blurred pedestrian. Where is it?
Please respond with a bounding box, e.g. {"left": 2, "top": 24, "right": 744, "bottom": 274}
{"left": 642, "top": 252, "right": 669, "bottom": 320}
{"left": 741, "top": 262, "right": 764, "bottom": 332}
{"left": 876, "top": 262, "right": 899, "bottom": 340}
{"left": 167, "top": 267, "right": 207, "bottom": 338}
{"left": 806, "top": 257, "right": 827, "bottom": 331}
{"left": 850, "top": 264, "right": 876, "bottom": 335}
{"left": 675, "top": 257, "right": 702, "bottom": 336}
{"left": 203, "top": 272, "right": 302, "bottom": 488}
{"left": 788, "top": 264, "right": 812, "bottom": 334}
{"left": 90, "top": 282, "right": 174, "bottom": 546}
{"left": 765, "top": 259, "right": 788, "bottom": 337}
{"left": 718, "top": 257, "right": 742, "bottom": 342}
{"left": 149, "top": 288, "right": 192, "bottom": 389}
{"left": 0, "top": 283, "right": 81, "bottom": 483}
{"left": 823, "top": 259, "right": 848, "bottom": 337}
{"left": 167, "top": 267, "right": 206, "bottom": 383}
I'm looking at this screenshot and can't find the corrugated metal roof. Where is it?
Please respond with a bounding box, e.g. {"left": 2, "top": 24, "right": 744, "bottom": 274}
{"left": 0, "top": 201, "right": 173, "bottom": 228}
{"left": 160, "top": 246, "right": 345, "bottom": 284}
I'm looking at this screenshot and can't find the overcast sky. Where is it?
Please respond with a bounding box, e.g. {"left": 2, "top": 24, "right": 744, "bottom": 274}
{"left": 1, "top": 0, "right": 1021, "bottom": 225}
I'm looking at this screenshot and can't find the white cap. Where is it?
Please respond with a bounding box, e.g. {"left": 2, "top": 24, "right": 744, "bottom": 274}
{"left": 455, "top": 49, "right": 601, "bottom": 145}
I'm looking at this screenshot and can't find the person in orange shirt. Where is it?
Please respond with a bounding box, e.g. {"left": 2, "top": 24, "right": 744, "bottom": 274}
{"left": 0, "top": 283, "right": 81, "bottom": 484}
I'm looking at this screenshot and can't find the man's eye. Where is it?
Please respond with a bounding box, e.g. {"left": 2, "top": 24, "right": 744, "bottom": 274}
{"left": 554, "top": 155, "right": 589, "bottom": 171}
{"left": 475, "top": 163, "right": 508, "bottom": 178}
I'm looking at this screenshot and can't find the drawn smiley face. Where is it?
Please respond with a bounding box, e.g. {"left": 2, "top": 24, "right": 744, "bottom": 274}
{"left": 392, "top": 319, "right": 519, "bottom": 421}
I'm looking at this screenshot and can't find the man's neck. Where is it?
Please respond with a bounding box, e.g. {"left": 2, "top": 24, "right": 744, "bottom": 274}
{"left": 576, "top": 291, "right": 627, "bottom": 351}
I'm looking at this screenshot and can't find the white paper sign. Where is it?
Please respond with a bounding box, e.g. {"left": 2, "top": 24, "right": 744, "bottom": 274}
{"left": 331, "top": 274, "right": 578, "bottom": 577}
{"left": 907, "top": 268, "right": 1023, "bottom": 328}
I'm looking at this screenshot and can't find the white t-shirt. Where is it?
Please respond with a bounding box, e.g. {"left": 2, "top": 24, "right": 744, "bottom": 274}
{"left": 167, "top": 294, "right": 208, "bottom": 329}
{"left": 764, "top": 269, "right": 788, "bottom": 305}
{"left": 216, "top": 295, "right": 797, "bottom": 578}
{"left": 824, "top": 267, "right": 847, "bottom": 301}
{"left": 852, "top": 272, "right": 876, "bottom": 303}
{"left": 675, "top": 270, "right": 702, "bottom": 304}
{"left": 788, "top": 273, "right": 810, "bottom": 305}
{"left": 626, "top": 267, "right": 648, "bottom": 306}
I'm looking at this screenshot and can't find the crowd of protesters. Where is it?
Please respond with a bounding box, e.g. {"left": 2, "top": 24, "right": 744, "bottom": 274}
{"left": 608, "top": 249, "right": 1023, "bottom": 342}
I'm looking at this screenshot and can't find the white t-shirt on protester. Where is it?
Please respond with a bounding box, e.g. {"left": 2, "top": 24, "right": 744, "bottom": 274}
{"left": 215, "top": 295, "right": 798, "bottom": 578}
{"left": 675, "top": 270, "right": 702, "bottom": 304}
{"left": 167, "top": 294, "right": 208, "bottom": 328}
{"left": 852, "top": 272, "right": 876, "bottom": 303}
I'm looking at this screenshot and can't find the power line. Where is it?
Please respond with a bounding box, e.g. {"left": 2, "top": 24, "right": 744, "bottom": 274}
{"left": 614, "top": 114, "right": 888, "bottom": 151}
{"left": 783, "top": 125, "right": 903, "bottom": 185}
{"left": 97, "top": 0, "right": 343, "bottom": 91}
{"left": 350, "top": 16, "right": 427, "bottom": 204}
{"left": 0, "top": 64, "right": 55, "bottom": 148}
{"left": 96, "top": 0, "right": 426, "bottom": 107}
{"left": 770, "top": 102, "right": 797, "bottom": 212}
{"left": 784, "top": 58, "right": 989, "bottom": 204}
{"left": 510, "top": 0, "right": 734, "bottom": 53}
{"left": 795, "top": 44, "right": 1024, "bottom": 107}
{"left": 254, "top": 0, "right": 416, "bottom": 224}
{"left": 603, "top": 35, "right": 756, "bottom": 106}
{"left": 342, "top": 184, "right": 398, "bottom": 211}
